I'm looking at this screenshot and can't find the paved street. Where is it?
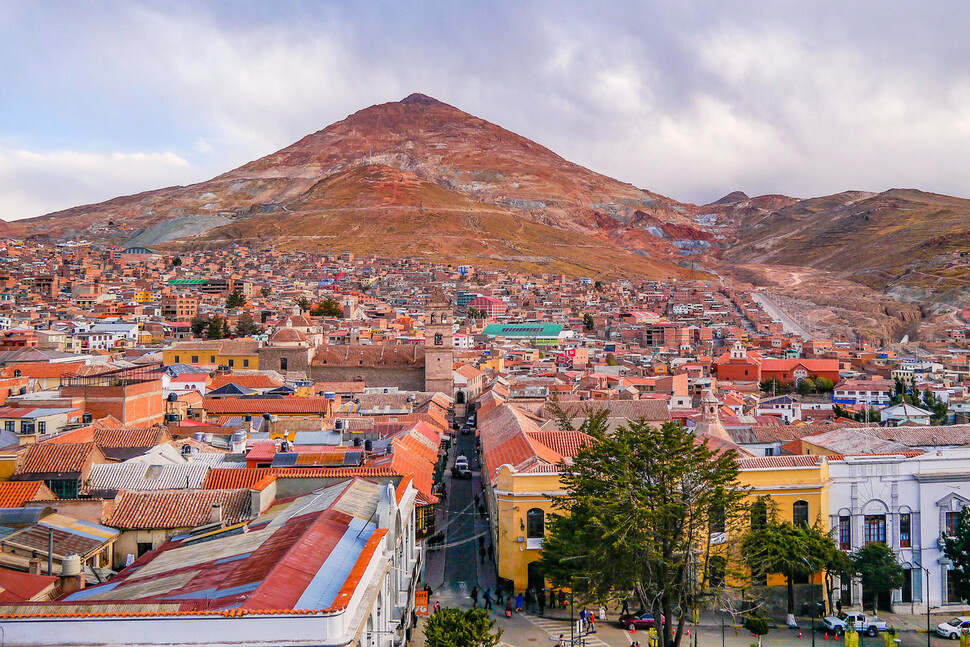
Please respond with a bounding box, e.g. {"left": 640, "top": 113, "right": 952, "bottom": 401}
{"left": 415, "top": 431, "right": 964, "bottom": 647}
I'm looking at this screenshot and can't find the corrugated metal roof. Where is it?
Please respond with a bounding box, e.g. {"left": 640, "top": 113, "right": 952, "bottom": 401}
{"left": 84, "top": 463, "right": 209, "bottom": 495}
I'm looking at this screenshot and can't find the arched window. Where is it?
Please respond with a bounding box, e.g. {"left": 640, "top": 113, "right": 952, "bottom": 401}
{"left": 430, "top": 313, "right": 436, "bottom": 324}
{"left": 527, "top": 508, "right": 545, "bottom": 549}
{"left": 441, "top": 314, "right": 448, "bottom": 324}
{"left": 793, "top": 500, "right": 809, "bottom": 527}
{"left": 455, "top": 391, "right": 466, "bottom": 404}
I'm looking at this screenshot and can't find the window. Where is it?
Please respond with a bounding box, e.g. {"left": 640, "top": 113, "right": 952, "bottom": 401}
{"left": 243, "top": 359, "right": 249, "bottom": 368}
{"left": 191, "top": 355, "right": 199, "bottom": 364}
{"left": 37, "top": 421, "right": 46, "bottom": 435}
{"left": 946, "top": 511, "right": 961, "bottom": 536}
{"left": 764, "top": 447, "right": 775, "bottom": 456}
{"left": 174, "top": 355, "right": 180, "bottom": 363}
{"left": 280, "top": 357, "right": 288, "bottom": 371}
{"left": 434, "top": 333, "right": 443, "bottom": 346}
{"left": 20, "top": 420, "right": 34, "bottom": 435}
{"left": 526, "top": 508, "right": 545, "bottom": 549}
{"left": 3, "top": 421, "right": 13, "bottom": 433}
{"left": 900, "top": 513, "right": 911, "bottom": 548}
{"left": 228, "top": 359, "right": 234, "bottom": 368}
{"left": 865, "top": 514, "right": 887, "bottom": 544}
{"left": 840, "top": 516, "right": 852, "bottom": 550}
{"left": 210, "top": 356, "right": 216, "bottom": 363}
{"left": 793, "top": 500, "right": 809, "bottom": 527}
{"left": 137, "top": 542, "right": 154, "bottom": 557}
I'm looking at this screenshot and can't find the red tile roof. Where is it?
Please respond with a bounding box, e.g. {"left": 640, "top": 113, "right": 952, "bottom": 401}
{"left": 202, "top": 397, "right": 333, "bottom": 415}
{"left": 209, "top": 375, "right": 284, "bottom": 390}
{"left": 105, "top": 489, "right": 253, "bottom": 529}
{"left": 0, "top": 481, "right": 56, "bottom": 507}
{"left": 737, "top": 455, "right": 824, "bottom": 470}
{"left": 526, "top": 430, "right": 595, "bottom": 458}
{"left": 202, "top": 466, "right": 400, "bottom": 489}
{"left": 14, "top": 443, "right": 103, "bottom": 476}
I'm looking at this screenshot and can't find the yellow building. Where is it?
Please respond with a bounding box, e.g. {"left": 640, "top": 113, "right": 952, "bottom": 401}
{"left": 479, "top": 403, "right": 594, "bottom": 592}
{"left": 162, "top": 339, "right": 259, "bottom": 370}
{"left": 134, "top": 290, "right": 154, "bottom": 304}
{"left": 735, "top": 454, "right": 832, "bottom": 589}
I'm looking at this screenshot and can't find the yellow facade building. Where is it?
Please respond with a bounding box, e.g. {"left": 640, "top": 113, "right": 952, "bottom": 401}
{"left": 161, "top": 339, "right": 259, "bottom": 370}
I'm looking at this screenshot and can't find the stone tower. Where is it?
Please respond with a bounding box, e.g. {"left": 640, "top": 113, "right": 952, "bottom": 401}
{"left": 424, "top": 293, "right": 454, "bottom": 395}
{"left": 693, "top": 388, "right": 731, "bottom": 442}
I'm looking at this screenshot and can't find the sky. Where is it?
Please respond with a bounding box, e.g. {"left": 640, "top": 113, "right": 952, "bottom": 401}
{"left": 2, "top": 1, "right": 969, "bottom": 221}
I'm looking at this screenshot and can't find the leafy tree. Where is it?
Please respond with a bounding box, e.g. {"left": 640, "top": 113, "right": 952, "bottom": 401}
{"left": 759, "top": 377, "right": 789, "bottom": 395}
{"left": 604, "top": 352, "right": 618, "bottom": 366}
{"left": 797, "top": 378, "right": 816, "bottom": 396}
{"left": 310, "top": 297, "right": 343, "bottom": 317}
{"left": 205, "top": 316, "right": 225, "bottom": 340}
{"left": 943, "top": 506, "right": 970, "bottom": 604}
{"left": 851, "top": 542, "right": 903, "bottom": 614}
{"left": 539, "top": 420, "right": 748, "bottom": 647}
{"left": 922, "top": 389, "right": 949, "bottom": 425}
{"left": 260, "top": 286, "right": 271, "bottom": 298}
{"left": 744, "top": 614, "right": 770, "bottom": 647}
{"left": 424, "top": 607, "right": 501, "bottom": 647}
{"left": 234, "top": 312, "right": 262, "bottom": 337}
{"left": 225, "top": 289, "right": 246, "bottom": 309}
{"left": 294, "top": 296, "right": 311, "bottom": 313}
{"left": 583, "top": 313, "right": 595, "bottom": 331}
{"left": 742, "top": 499, "right": 839, "bottom": 626}
{"left": 814, "top": 377, "right": 835, "bottom": 393}
{"left": 190, "top": 315, "right": 208, "bottom": 337}
{"left": 171, "top": 256, "right": 182, "bottom": 267}
{"left": 467, "top": 306, "right": 484, "bottom": 319}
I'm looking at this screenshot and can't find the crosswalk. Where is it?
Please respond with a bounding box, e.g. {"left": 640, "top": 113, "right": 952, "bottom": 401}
{"left": 522, "top": 613, "right": 614, "bottom": 647}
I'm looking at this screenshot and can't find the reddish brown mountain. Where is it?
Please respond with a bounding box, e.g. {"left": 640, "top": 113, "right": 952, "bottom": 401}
{"left": 11, "top": 93, "right": 709, "bottom": 278}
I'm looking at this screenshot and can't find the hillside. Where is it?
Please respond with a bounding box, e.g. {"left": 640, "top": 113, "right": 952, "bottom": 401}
{"left": 717, "top": 189, "right": 970, "bottom": 294}
{"left": 11, "top": 93, "right": 707, "bottom": 278}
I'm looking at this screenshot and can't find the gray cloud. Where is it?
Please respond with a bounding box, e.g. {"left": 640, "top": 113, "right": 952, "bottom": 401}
{"left": 1, "top": 1, "right": 969, "bottom": 220}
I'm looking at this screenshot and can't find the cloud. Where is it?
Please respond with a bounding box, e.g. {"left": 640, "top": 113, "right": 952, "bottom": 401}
{"left": 0, "top": 146, "right": 194, "bottom": 221}
{"left": 2, "top": 1, "right": 970, "bottom": 218}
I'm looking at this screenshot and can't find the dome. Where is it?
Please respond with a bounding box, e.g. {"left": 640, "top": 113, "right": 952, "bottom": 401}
{"left": 270, "top": 328, "right": 307, "bottom": 344}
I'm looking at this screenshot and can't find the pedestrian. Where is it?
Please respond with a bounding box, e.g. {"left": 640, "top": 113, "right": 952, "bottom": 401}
{"left": 425, "top": 583, "right": 433, "bottom": 596}
{"left": 474, "top": 493, "right": 480, "bottom": 507}
{"left": 471, "top": 586, "right": 479, "bottom": 607}
{"left": 478, "top": 504, "right": 485, "bottom": 517}
{"left": 589, "top": 611, "right": 596, "bottom": 633}
{"left": 549, "top": 589, "right": 556, "bottom": 610}
{"left": 433, "top": 600, "right": 441, "bottom": 613}
{"left": 505, "top": 599, "right": 514, "bottom": 618}
{"left": 558, "top": 634, "right": 567, "bottom": 647}
{"left": 599, "top": 605, "right": 606, "bottom": 622}
{"left": 621, "top": 598, "right": 629, "bottom": 616}
{"left": 496, "top": 587, "right": 504, "bottom": 606}
{"left": 558, "top": 590, "right": 566, "bottom": 610}
{"left": 487, "top": 543, "right": 494, "bottom": 560}
{"left": 580, "top": 607, "right": 588, "bottom": 633}
{"left": 479, "top": 546, "right": 486, "bottom": 564}
{"left": 516, "top": 592, "right": 523, "bottom": 613}
{"left": 524, "top": 588, "right": 533, "bottom": 613}
{"left": 538, "top": 588, "right": 545, "bottom": 616}
{"left": 484, "top": 588, "right": 493, "bottom": 610}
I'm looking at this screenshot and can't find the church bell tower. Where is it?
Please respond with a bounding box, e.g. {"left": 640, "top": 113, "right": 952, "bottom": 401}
{"left": 424, "top": 293, "right": 454, "bottom": 395}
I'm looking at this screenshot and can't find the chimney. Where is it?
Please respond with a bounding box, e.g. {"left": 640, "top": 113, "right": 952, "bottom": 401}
{"left": 28, "top": 558, "right": 42, "bottom": 575}
{"left": 211, "top": 502, "right": 223, "bottom": 525}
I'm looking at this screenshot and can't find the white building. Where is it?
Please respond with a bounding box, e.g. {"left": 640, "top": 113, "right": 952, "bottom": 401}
{"left": 828, "top": 450, "right": 970, "bottom": 614}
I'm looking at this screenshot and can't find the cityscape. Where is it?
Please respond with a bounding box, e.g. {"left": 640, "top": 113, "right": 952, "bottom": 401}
{"left": 1, "top": 3, "right": 969, "bottom": 647}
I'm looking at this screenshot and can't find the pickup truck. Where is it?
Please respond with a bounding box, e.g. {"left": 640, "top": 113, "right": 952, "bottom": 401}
{"left": 822, "top": 612, "right": 888, "bottom": 637}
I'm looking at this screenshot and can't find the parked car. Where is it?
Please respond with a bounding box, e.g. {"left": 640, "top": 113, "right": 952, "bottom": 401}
{"left": 451, "top": 466, "right": 472, "bottom": 479}
{"left": 455, "top": 456, "right": 469, "bottom": 469}
{"left": 822, "top": 612, "right": 887, "bottom": 637}
{"left": 937, "top": 617, "right": 970, "bottom": 639}
{"left": 618, "top": 612, "right": 663, "bottom": 631}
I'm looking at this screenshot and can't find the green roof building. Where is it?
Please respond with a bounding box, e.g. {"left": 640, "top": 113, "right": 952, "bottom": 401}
{"left": 481, "top": 323, "right": 565, "bottom": 346}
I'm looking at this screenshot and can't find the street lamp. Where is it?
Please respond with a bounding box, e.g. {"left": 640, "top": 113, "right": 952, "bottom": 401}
{"left": 801, "top": 557, "right": 816, "bottom": 647}
{"left": 916, "top": 562, "right": 931, "bottom": 647}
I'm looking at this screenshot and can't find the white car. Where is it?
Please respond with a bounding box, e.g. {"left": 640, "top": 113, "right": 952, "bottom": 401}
{"left": 937, "top": 617, "right": 970, "bottom": 639}
{"left": 455, "top": 456, "right": 469, "bottom": 469}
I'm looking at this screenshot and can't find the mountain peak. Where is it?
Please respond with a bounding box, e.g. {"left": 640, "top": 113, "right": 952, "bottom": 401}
{"left": 400, "top": 93, "right": 443, "bottom": 106}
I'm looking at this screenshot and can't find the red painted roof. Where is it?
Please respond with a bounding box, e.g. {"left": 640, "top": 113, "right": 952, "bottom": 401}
{"left": 526, "top": 430, "right": 595, "bottom": 458}
{"left": 0, "top": 570, "right": 57, "bottom": 603}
